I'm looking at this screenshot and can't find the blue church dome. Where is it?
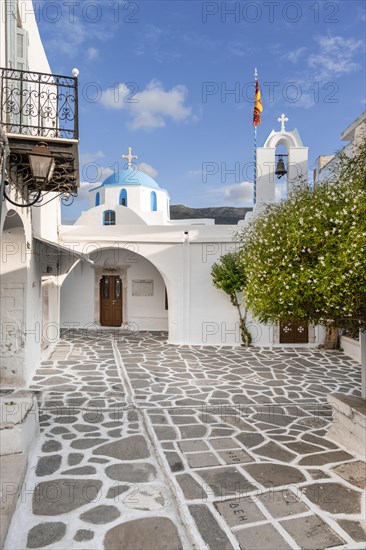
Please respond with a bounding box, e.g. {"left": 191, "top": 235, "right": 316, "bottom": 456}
{"left": 101, "top": 167, "right": 160, "bottom": 189}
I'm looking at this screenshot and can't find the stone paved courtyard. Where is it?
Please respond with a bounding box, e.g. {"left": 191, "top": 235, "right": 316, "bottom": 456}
{"left": 4, "top": 331, "right": 366, "bottom": 549}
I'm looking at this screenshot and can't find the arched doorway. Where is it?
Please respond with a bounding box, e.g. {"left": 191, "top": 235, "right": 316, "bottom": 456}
{"left": 0, "top": 210, "right": 27, "bottom": 386}
{"left": 60, "top": 246, "right": 170, "bottom": 333}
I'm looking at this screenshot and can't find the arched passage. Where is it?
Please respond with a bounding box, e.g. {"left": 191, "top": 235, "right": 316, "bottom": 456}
{"left": 60, "top": 246, "right": 171, "bottom": 335}
{"left": 0, "top": 210, "right": 28, "bottom": 386}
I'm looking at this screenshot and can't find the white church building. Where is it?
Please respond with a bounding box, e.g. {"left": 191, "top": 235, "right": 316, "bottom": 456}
{"left": 1, "top": 0, "right": 333, "bottom": 391}
{"left": 60, "top": 122, "right": 322, "bottom": 349}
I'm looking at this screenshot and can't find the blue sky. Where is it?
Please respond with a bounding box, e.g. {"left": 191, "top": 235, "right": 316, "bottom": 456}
{"left": 35, "top": 0, "right": 366, "bottom": 221}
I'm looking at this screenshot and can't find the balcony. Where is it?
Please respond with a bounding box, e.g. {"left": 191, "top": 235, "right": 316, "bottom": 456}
{"left": 0, "top": 67, "right": 79, "bottom": 203}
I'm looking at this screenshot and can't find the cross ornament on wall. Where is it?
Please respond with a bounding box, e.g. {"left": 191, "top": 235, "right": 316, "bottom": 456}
{"left": 121, "top": 147, "right": 138, "bottom": 168}
{"left": 277, "top": 113, "right": 289, "bottom": 133}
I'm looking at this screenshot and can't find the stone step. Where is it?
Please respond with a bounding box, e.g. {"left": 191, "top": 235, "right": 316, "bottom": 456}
{"left": 0, "top": 453, "right": 27, "bottom": 548}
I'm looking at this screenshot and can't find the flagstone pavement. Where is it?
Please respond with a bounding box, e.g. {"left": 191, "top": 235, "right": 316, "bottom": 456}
{"left": 4, "top": 330, "right": 366, "bottom": 550}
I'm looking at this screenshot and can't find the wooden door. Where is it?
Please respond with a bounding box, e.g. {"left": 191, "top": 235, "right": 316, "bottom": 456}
{"left": 100, "top": 276, "right": 123, "bottom": 327}
{"left": 280, "top": 321, "right": 308, "bottom": 344}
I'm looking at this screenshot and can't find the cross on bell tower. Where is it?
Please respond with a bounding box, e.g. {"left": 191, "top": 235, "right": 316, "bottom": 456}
{"left": 277, "top": 113, "right": 289, "bottom": 133}
{"left": 121, "top": 146, "right": 138, "bottom": 168}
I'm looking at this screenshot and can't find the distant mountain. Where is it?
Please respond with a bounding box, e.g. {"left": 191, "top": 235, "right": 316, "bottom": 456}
{"left": 170, "top": 205, "right": 252, "bottom": 225}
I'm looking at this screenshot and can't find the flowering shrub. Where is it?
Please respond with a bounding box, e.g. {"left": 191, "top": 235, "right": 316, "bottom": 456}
{"left": 238, "top": 140, "right": 366, "bottom": 332}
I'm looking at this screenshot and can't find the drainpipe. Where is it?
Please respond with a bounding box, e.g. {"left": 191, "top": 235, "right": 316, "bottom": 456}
{"left": 0, "top": 125, "right": 10, "bottom": 230}
{"left": 183, "top": 231, "right": 190, "bottom": 344}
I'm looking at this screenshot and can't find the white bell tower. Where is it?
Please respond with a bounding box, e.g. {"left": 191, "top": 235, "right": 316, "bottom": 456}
{"left": 255, "top": 114, "right": 309, "bottom": 204}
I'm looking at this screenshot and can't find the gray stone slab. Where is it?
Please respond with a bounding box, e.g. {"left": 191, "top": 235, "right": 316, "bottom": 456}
{"left": 235, "top": 432, "right": 264, "bottom": 448}
{"left": 92, "top": 436, "right": 150, "bottom": 460}
{"left": 153, "top": 426, "right": 178, "bottom": 440}
{"left": 189, "top": 504, "right": 234, "bottom": 550}
{"left": 257, "top": 489, "right": 309, "bottom": 518}
{"left": 27, "top": 522, "right": 66, "bottom": 548}
{"left": 71, "top": 438, "right": 108, "bottom": 449}
{"left": 307, "top": 469, "right": 330, "bottom": 480}
{"left": 198, "top": 467, "right": 255, "bottom": 497}
{"left": 179, "top": 424, "right": 208, "bottom": 439}
{"left": 33, "top": 479, "right": 102, "bottom": 515}
{"left": 68, "top": 453, "right": 83, "bottom": 466}
{"left": 215, "top": 496, "right": 265, "bottom": 527}
{"left": 164, "top": 451, "right": 184, "bottom": 472}
{"left": 62, "top": 466, "right": 96, "bottom": 475}
{"left": 176, "top": 473, "right": 206, "bottom": 499}
{"left": 303, "top": 482, "right": 362, "bottom": 514}
{"left": 106, "top": 485, "right": 130, "bottom": 500}
{"left": 41, "top": 440, "right": 62, "bottom": 453}
{"left": 280, "top": 515, "right": 344, "bottom": 549}
{"left": 35, "top": 455, "right": 62, "bottom": 477}
{"left": 80, "top": 505, "right": 120, "bottom": 524}
{"left": 104, "top": 517, "right": 183, "bottom": 550}
{"left": 332, "top": 460, "right": 366, "bottom": 489}
{"left": 185, "top": 452, "right": 221, "bottom": 468}
{"left": 218, "top": 449, "right": 253, "bottom": 465}
{"left": 298, "top": 450, "right": 354, "bottom": 466}
{"left": 74, "top": 529, "right": 94, "bottom": 542}
{"left": 209, "top": 438, "right": 241, "bottom": 450}
{"left": 74, "top": 424, "right": 99, "bottom": 433}
{"left": 337, "top": 520, "right": 366, "bottom": 543}
{"left": 178, "top": 440, "right": 209, "bottom": 452}
{"left": 286, "top": 440, "right": 325, "bottom": 454}
{"left": 105, "top": 463, "right": 157, "bottom": 482}
{"left": 235, "top": 523, "right": 291, "bottom": 549}
{"left": 244, "top": 463, "right": 306, "bottom": 488}
{"left": 254, "top": 442, "right": 296, "bottom": 462}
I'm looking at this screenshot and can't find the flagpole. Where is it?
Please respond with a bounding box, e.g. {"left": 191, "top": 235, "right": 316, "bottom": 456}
{"left": 253, "top": 67, "right": 258, "bottom": 206}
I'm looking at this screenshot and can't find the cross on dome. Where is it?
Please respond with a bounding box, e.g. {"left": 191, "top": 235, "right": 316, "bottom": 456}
{"left": 277, "top": 113, "right": 289, "bottom": 133}
{"left": 121, "top": 146, "right": 138, "bottom": 168}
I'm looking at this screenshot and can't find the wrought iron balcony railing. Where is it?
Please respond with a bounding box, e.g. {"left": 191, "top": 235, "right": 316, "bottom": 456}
{"left": 0, "top": 67, "right": 78, "bottom": 140}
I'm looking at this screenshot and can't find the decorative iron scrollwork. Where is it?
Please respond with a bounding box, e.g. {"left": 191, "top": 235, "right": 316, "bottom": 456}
{"left": 1, "top": 68, "right": 78, "bottom": 139}
{"left": 5, "top": 146, "right": 78, "bottom": 206}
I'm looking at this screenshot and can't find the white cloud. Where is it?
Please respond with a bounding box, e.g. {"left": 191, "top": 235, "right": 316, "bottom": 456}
{"left": 78, "top": 151, "right": 113, "bottom": 190}
{"left": 101, "top": 79, "right": 192, "bottom": 130}
{"left": 209, "top": 181, "right": 254, "bottom": 205}
{"left": 87, "top": 47, "right": 99, "bottom": 60}
{"left": 137, "top": 162, "right": 158, "bottom": 178}
{"left": 287, "top": 47, "right": 307, "bottom": 64}
{"left": 76, "top": 181, "right": 94, "bottom": 201}
{"left": 283, "top": 35, "right": 364, "bottom": 109}
{"left": 80, "top": 150, "right": 105, "bottom": 164}
{"left": 308, "top": 36, "right": 364, "bottom": 79}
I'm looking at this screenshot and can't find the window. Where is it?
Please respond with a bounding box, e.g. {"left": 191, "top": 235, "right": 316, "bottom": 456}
{"left": 95, "top": 192, "right": 100, "bottom": 206}
{"left": 103, "top": 210, "right": 116, "bottom": 226}
{"left": 150, "top": 191, "right": 157, "bottom": 212}
{"left": 119, "top": 188, "right": 128, "bottom": 206}
{"left": 16, "top": 28, "right": 28, "bottom": 70}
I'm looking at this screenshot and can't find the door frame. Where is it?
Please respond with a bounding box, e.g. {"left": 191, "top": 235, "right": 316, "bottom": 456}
{"left": 94, "top": 267, "right": 128, "bottom": 326}
{"left": 100, "top": 275, "right": 123, "bottom": 327}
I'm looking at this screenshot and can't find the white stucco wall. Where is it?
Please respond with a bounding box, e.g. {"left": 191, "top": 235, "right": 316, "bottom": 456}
{"left": 60, "top": 250, "right": 168, "bottom": 331}
{"left": 60, "top": 261, "right": 95, "bottom": 328}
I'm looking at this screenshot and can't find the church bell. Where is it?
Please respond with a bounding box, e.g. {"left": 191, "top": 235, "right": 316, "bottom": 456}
{"left": 275, "top": 155, "right": 287, "bottom": 179}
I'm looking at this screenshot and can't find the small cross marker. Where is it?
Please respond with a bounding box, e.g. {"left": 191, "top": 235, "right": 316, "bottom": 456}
{"left": 277, "top": 113, "right": 289, "bottom": 133}
{"left": 121, "top": 146, "right": 138, "bottom": 168}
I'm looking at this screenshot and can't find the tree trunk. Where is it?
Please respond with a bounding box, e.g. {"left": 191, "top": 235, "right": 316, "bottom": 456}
{"left": 324, "top": 325, "right": 340, "bottom": 349}
{"left": 231, "top": 293, "right": 250, "bottom": 347}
